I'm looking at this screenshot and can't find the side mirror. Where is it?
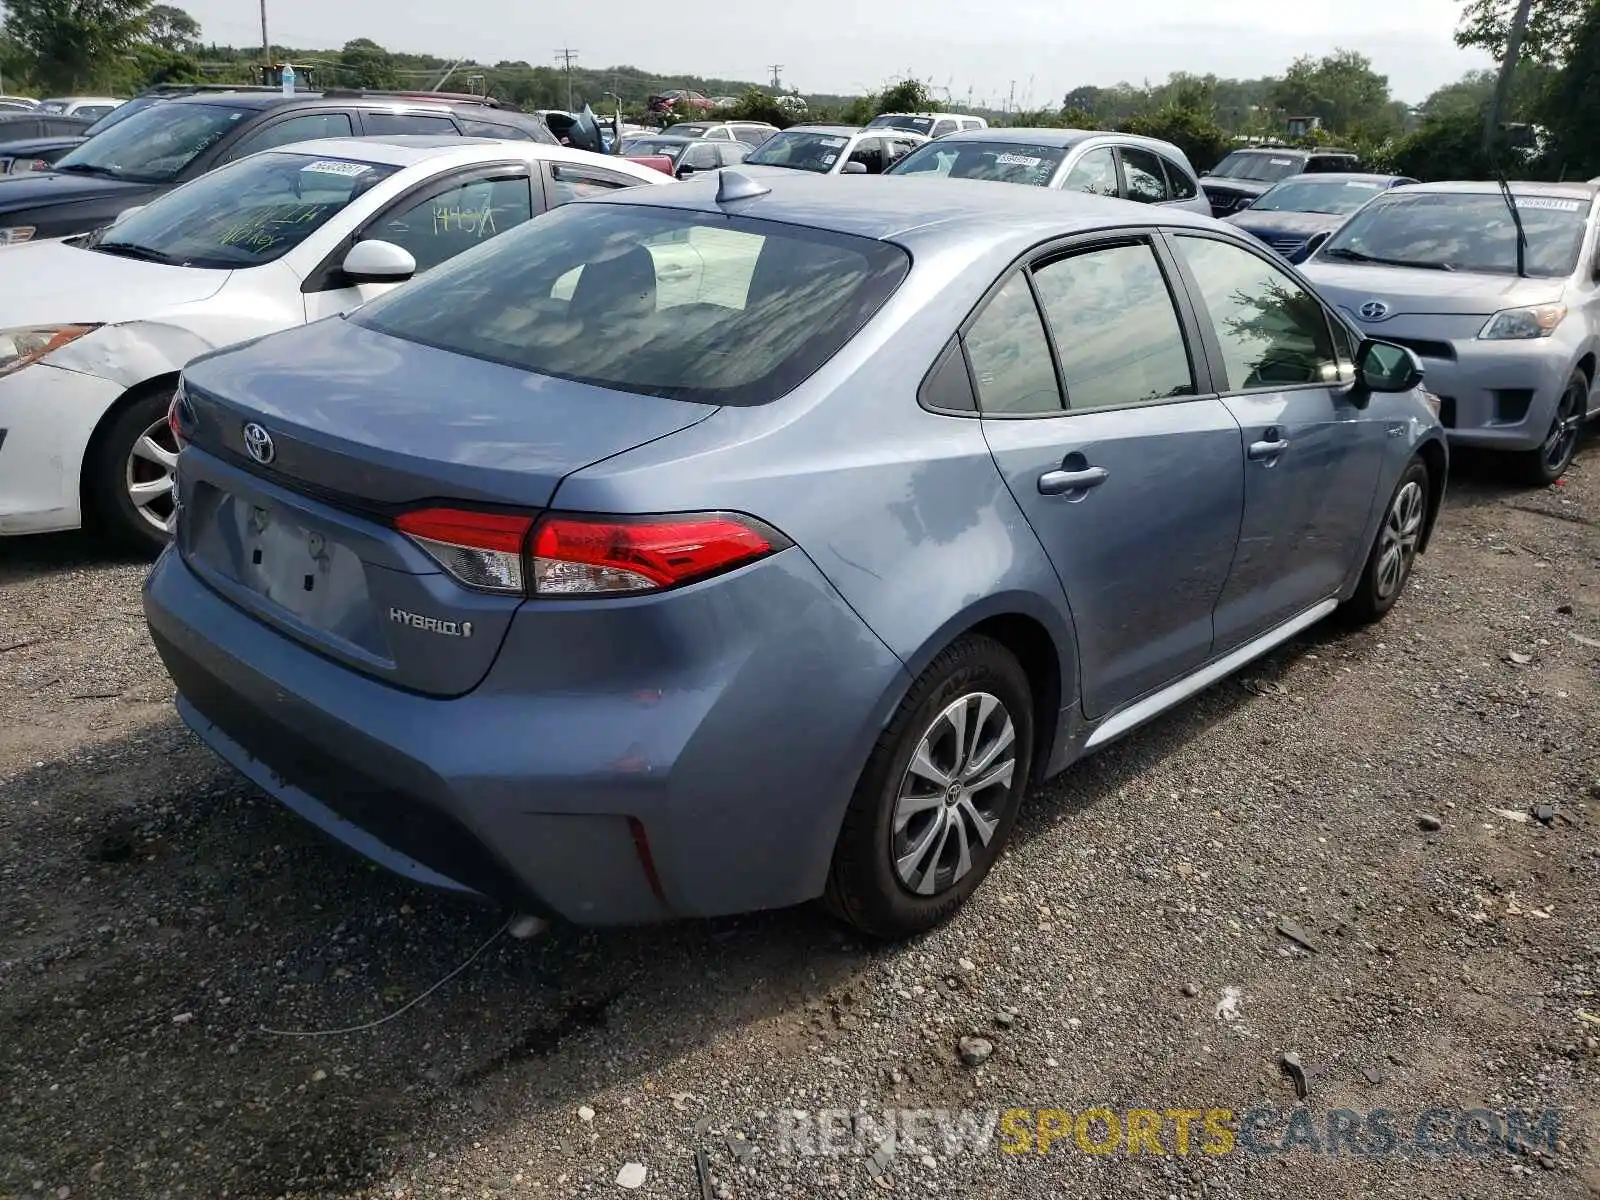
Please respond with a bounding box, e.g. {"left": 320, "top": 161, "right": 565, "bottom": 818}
{"left": 1235, "top": 197, "right": 1254, "bottom": 210}
{"left": 1199, "top": 169, "right": 1211, "bottom": 177}
{"left": 114, "top": 204, "right": 145, "bottom": 224}
{"left": 842, "top": 160, "right": 869, "bottom": 174}
{"left": 1356, "top": 338, "right": 1424, "bottom": 395}
{"left": 1289, "top": 231, "right": 1331, "bottom": 265}
{"left": 341, "top": 239, "right": 416, "bottom": 283}
{"left": 675, "top": 164, "right": 697, "bottom": 178}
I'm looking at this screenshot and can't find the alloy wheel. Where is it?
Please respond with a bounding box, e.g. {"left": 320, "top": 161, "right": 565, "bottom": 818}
{"left": 124, "top": 415, "right": 179, "bottom": 536}
{"left": 1375, "top": 478, "right": 1425, "bottom": 601}
{"left": 891, "top": 692, "right": 1017, "bottom": 896}
{"left": 1543, "top": 379, "right": 1585, "bottom": 476}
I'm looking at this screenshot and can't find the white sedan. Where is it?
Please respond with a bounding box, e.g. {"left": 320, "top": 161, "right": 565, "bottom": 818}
{"left": 0, "top": 136, "right": 669, "bottom": 547}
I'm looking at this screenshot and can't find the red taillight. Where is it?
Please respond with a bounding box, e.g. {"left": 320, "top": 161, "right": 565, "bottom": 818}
{"left": 394, "top": 508, "right": 786, "bottom": 597}
{"left": 395, "top": 507, "right": 535, "bottom": 593}
{"left": 530, "top": 512, "right": 784, "bottom": 596}
{"left": 166, "top": 389, "right": 185, "bottom": 446}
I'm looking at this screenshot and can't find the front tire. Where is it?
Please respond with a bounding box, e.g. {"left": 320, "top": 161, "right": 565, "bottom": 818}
{"left": 1512, "top": 370, "right": 1586, "bottom": 486}
{"left": 84, "top": 384, "right": 179, "bottom": 553}
{"left": 1343, "top": 457, "right": 1429, "bottom": 625}
{"left": 825, "top": 634, "right": 1033, "bottom": 939}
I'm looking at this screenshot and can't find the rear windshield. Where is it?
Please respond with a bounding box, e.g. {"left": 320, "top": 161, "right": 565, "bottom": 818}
{"left": 623, "top": 137, "right": 686, "bottom": 157}
{"left": 1209, "top": 152, "right": 1305, "bottom": 183}
{"left": 868, "top": 114, "right": 936, "bottom": 135}
{"left": 886, "top": 140, "right": 1065, "bottom": 186}
{"left": 1321, "top": 190, "right": 1592, "bottom": 277}
{"left": 352, "top": 203, "right": 911, "bottom": 406}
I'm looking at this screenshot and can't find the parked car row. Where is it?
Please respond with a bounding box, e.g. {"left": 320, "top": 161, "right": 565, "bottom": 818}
{"left": 0, "top": 98, "right": 1593, "bottom": 941}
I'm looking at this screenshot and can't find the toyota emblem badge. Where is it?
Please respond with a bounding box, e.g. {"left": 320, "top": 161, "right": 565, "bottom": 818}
{"left": 242, "top": 422, "right": 276, "bottom": 465}
{"left": 1359, "top": 300, "right": 1391, "bottom": 321}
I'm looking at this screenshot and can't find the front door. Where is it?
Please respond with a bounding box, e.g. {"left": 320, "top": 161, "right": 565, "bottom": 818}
{"left": 971, "top": 237, "right": 1245, "bottom": 719}
{"left": 1168, "top": 232, "right": 1388, "bottom": 648}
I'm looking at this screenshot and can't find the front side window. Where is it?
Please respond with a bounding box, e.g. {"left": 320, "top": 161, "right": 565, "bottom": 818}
{"left": 352, "top": 204, "right": 910, "bottom": 406}
{"left": 746, "top": 130, "right": 853, "bottom": 173}
{"left": 1031, "top": 242, "right": 1194, "bottom": 410}
{"left": 1319, "top": 190, "right": 1590, "bottom": 277}
{"left": 1162, "top": 157, "right": 1198, "bottom": 200}
{"left": 1175, "top": 235, "right": 1338, "bottom": 390}
{"left": 888, "top": 140, "right": 1066, "bottom": 186}
{"left": 932, "top": 119, "right": 958, "bottom": 138}
{"left": 1062, "top": 147, "right": 1117, "bottom": 197}
{"left": 847, "top": 137, "right": 886, "bottom": 174}
{"left": 371, "top": 175, "right": 532, "bottom": 273}
{"left": 52, "top": 101, "right": 252, "bottom": 182}
{"left": 226, "top": 111, "right": 354, "bottom": 160}
{"left": 963, "top": 274, "right": 1061, "bottom": 415}
{"left": 82, "top": 151, "right": 396, "bottom": 268}
{"left": 1119, "top": 146, "right": 1169, "bottom": 203}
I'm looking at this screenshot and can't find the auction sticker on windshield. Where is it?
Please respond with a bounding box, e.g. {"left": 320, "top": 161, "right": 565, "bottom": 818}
{"left": 1516, "top": 197, "right": 1583, "bottom": 211}
{"left": 818, "top": 137, "right": 847, "bottom": 147}
{"left": 996, "top": 154, "right": 1042, "bottom": 167}
{"left": 301, "top": 160, "right": 374, "bottom": 178}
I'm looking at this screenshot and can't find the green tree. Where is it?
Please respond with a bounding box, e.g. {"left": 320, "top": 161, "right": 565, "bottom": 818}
{"left": 338, "top": 36, "right": 399, "bottom": 89}
{"left": 722, "top": 87, "right": 794, "bottom": 128}
{"left": 1540, "top": 0, "right": 1600, "bottom": 175}
{"left": 1120, "top": 104, "right": 1232, "bottom": 171}
{"left": 1271, "top": 49, "right": 1398, "bottom": 137}
{"left": 144, "top": 2, "right": 196, "bottom": 51}
{"left": 1, "top": 0, "right": 152, "bottom": 92}
{"left": 875, "top": 77, "right": 937, "bottom": 115}
{"left": 1456, "top": 0, "right": 1590, "bottom": 64}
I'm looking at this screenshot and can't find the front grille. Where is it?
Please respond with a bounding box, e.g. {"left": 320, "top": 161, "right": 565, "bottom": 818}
{"left": 153, "top": 629, "right": 543, "bottom": 910}
{"left": 1437, "top": 396, "right": 1457, "bottom": 428}
{"left": 1381, "top": 336, "right": 1456, "bottom": 362}
{"left": 1263, "top": 234, "right": 1307, "bottom": 253}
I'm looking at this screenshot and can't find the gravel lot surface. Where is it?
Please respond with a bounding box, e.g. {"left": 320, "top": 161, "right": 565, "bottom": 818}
{"left": 1, "top": 446, "right": 1597, "bottom": 1200}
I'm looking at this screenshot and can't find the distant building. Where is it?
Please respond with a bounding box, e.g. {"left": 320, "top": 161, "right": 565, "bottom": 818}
{"left": 1285, "top": 114, "right": 1323, "bottom": 139}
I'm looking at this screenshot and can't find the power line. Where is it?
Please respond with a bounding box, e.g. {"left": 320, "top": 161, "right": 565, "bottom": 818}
{"left": 768, "top": 63, "right": 783, "bottom": 91}
{"left": 554, "top": 47, "right": 579, "bottom": 112}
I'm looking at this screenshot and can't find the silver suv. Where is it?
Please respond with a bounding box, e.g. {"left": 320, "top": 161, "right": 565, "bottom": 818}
{"left": 1303, "top": 180, "right": 1599, "bottom": 483}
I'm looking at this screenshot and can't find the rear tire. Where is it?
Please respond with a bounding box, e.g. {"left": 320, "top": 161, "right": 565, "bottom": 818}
{"left": 824, "top": 634, "right": 1033, "bottom": 940}
{"left": 1343, "top": 457, "right": 1429, "bottom": 625}
{"left": 83, "top": 383, "right": 179, "bottom": 553}
{"left": 1511, "top": 369, "right": 1586, "bottom": 486}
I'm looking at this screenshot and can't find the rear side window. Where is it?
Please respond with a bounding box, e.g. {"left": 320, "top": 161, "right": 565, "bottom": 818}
{"left": 364, "top": 112, "right": 458, "bottom": 136}
{"left": 460, "top": 117, "right": 533, "bottom": 140}
{"left": 1031, "top": 242, "right": 1194, "bottom": 410}
{"left": 352, "top": 204, "right": 910, "bottom": 406}
{"left": 963, "top": 274, "right": 1062, "bottom": 414}
{"left": 1161, "top": 157, "right": 1198, "bottom": 200}
{"left": 1119, "top": 147, "right": 1169, "bottom": 203}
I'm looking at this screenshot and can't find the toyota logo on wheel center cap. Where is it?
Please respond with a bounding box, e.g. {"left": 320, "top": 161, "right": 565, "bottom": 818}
{"left": 1359, "top": 300, "right": 1391, "bottom": 321}
{"left": 242, "top": 422, "right": 275, "bottom": 465}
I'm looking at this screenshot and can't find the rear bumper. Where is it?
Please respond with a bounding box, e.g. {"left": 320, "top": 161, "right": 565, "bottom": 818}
{"left": 144, "top": 542, "right": 909, "bottom": 925}
{"left": 0, "top": 363, "right": 124, "bottom": 535}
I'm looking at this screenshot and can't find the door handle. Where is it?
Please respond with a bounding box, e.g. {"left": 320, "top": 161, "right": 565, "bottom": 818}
{"left": 1248, "top": 438, "right": 1290, "bottom": 461}
{"left": 1038, "top": 466, "right": 1109, "bottom": 495}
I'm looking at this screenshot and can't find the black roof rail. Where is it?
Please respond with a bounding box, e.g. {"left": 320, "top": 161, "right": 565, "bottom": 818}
{"left": 318, "top": 88, "right": 506, "bottom": 109}
{"left": 138, "top": 82, "right": 282, "bottom": 97}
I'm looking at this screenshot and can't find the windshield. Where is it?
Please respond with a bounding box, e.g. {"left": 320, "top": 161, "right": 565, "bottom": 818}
{"left": 1320, "top": 191, "right": 1592, "bottom": 277}
{"left": 1252, "top": 177, "right": 1389, "bottom": 215}
{"left": 352, "top": 203, "right": 910, "bottom": 406}
{"left": 85, "top": 151, "right": 395, "bottom": 268}
{"left": 886, "top": 140, "right": 1065, "bottom": 186}
{"left": 868, "top": 115, "right": 936, "bottom": 135}
{"left": 81, "top": 94, "right": 163, "bottom": 137}
{"left": 746, "top": 130, "right": 855, "bottom": 172}
{"left": 665, "top": 124, "right": 709, "bottom": 137}
{"left": 623, "top": 138, "right": 686, "bottom": 158}
{"left": 1209, "top": 152, "right": 1305, "bottom": 183}
{"left": 53, "top": 101, "right": 250, "bottom": 183}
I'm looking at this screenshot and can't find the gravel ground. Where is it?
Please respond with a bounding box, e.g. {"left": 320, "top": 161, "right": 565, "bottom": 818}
{"left": 1, "top": 446, "right": 1597, "bottom": 1200}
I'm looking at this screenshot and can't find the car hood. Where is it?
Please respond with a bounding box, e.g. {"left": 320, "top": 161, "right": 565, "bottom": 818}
{"left": 1203, "top": 178, "right": 1274, "bottom": 198}
{"left": 0, "top": 168, "right": 148, "bottom": 213}
{"left": 0, "top": 136, "right": 86, "bottom": 157}
{"left": 0, "top": 238, "right": 229, "bottom": 327}
{"left": 1300, "top": 261, "right": 1566, "bottom": 319}
{"left": 1225, "top": 210, "right": 1344, "bottom": 239}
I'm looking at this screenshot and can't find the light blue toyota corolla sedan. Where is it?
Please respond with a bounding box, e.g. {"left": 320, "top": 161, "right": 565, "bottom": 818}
{"left": 144, "top": 168, "right": 1447, "bottom": 938}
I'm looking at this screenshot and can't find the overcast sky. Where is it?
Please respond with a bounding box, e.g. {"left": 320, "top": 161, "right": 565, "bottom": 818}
{"left": 184, "top": 0, "right": 1490, "bottom": 106}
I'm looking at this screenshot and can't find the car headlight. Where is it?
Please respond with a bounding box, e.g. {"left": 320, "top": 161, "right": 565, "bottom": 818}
{"left": 0, "top": 226, "right": 36, "bottom": 245}
{"left": 1478, "top": 304, "right": 1567, "bottom": 340}
{"left": 0, "top": 325, "right": 99, "bottom": 377}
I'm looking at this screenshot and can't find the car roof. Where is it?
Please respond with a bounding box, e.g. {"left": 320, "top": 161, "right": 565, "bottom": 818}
{"left": 268, "top": 135, "right": 651, "bottom": 173}
{"left": 780, "top": 124, "right": 865, "bottom": 135}
{"left": 598, "top": 168, "right": 1219, "bottom": 249}
{"left": 624, "top": 133, "right": 695, "bottom": 144}
{"left": 160, "top": 90, "right": 476, "bottom": 112}
{"left": 1274, "top": 172, "right": 1409, "bottom": 185}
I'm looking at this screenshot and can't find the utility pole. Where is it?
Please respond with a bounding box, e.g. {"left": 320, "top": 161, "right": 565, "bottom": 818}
{"left": 259, "top": 0, "right": 271, "bottom": 68}
{"left": 1007, "top": 80, "right": 1015, "bottom": 115}
{"left": 555, "top": 47, "right": 579, "bottom": 112}
{"left": 769, "top": 64, "right": 783, "bottom": 91}
{"left": 1484, "top": 0, "right": 1535, "bottom": 156}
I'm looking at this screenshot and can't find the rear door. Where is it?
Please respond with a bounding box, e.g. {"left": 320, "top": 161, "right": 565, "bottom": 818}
{"left": 971, "top": 234, "right": 1245, "bottom": 718}
{"left": 304, "top": 166, "right": 537, "bottom": 321}
{"left": 1167, "top": 232, "right": 1387, "bottom": 649}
